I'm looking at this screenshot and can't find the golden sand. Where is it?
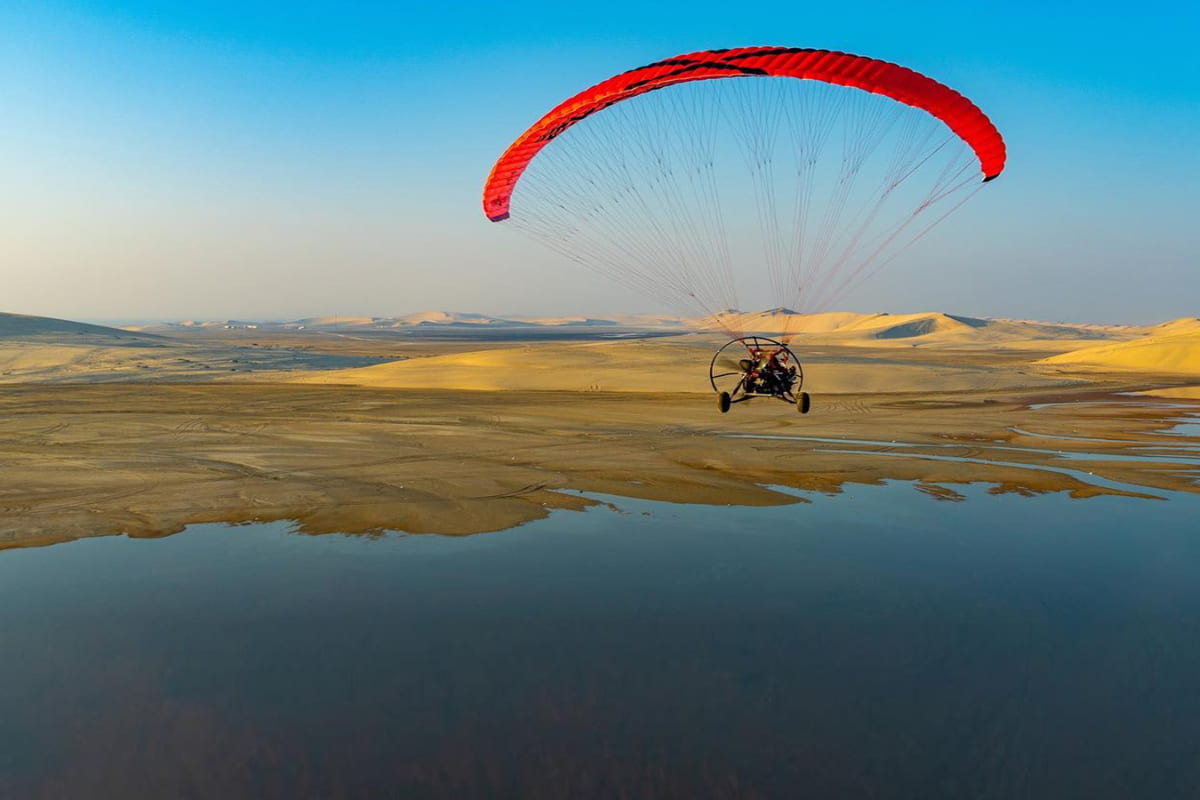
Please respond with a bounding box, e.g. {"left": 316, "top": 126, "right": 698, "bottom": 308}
{"left": 1040, "top": 330, "right": 1200, "bottom": 374}
{"left": 2, "top": 311, "right": 1198, "bottom": 550}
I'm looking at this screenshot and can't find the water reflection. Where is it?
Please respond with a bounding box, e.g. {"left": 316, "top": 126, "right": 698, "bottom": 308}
{"left": 726, "top": 401, "right": 1200, "bottom": 499}
{"left": 2, "top": 481, "right": 1200, "bottom": 798}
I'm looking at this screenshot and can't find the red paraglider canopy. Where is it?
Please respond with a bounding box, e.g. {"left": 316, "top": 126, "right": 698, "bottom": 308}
{"left": 483, "top": 46, "right": 1006, "bottom": 221}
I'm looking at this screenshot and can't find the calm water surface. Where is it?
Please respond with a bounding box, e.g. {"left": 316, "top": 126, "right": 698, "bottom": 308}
{"left": 2, "top": 482, "right": 1200, "bottom": 798}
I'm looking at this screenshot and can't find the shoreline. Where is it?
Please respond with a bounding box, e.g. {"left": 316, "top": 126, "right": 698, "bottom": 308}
{"left": 3, "top": 367, "right": 1197, "bottom": 550}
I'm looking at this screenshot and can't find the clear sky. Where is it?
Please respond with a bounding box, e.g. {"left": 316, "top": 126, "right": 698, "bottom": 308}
{"left": 3, "top": 1, "right": 1197, "bottom": 324}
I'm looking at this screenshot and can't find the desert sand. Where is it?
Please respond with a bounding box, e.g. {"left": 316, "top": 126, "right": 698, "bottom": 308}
{"left": 2, "top": 310, "right": 1198, "bottom": 550}
{"left": 1040, "top": 327, "right": 1200, "bottom": 374}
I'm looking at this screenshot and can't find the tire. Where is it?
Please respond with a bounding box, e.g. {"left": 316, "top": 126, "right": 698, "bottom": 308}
{"left": 797, "top": 392, "right": 811, "bottom": 414}
{"left": 718, "top": 392, "right": 732, "bottom": 413}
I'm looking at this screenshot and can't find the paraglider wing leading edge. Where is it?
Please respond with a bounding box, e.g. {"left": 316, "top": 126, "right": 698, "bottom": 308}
{"left": 483, "top": 46, "right": 1006, "bottom": 222}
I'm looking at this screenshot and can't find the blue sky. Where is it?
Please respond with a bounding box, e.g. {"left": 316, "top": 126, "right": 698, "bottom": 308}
{"left": 3, "top": 1, "right": 1197, "bottom": 323}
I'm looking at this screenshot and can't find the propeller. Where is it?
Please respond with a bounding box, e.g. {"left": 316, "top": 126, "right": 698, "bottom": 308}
{"left": 715, "top": 357, "right": 756, "bottom": 373}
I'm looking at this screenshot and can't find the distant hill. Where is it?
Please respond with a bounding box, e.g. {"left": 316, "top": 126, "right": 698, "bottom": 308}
{"left": 134, "top": 312, "right": 686, "bottom": 333}
{"left": 32, "top": 308, "right": 1191, "bottom": 359}
{"left": 0, "top": 312, "right": 163, "bottom": 342}
{"left": 513, "top": 313, "right": 683, "bottom": 328}
{"left": 297, "top": 311, "right": 523, "bottom": 328}
{"left": 4, "top": 308, "right": 1196, "bottom": 384}
{"left": 686, "top": 309, "right": 1137, "bottom": 348}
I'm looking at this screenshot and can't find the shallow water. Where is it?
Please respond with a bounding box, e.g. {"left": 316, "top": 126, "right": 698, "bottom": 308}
{"left": 3, "top": 480, "right": 1200, "bottom": 798}
{"left": 1165, "top": 418, "right": 1200, "bottom": 438}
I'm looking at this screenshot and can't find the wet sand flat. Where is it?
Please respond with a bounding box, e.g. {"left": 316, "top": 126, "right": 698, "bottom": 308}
{"left": 3, "top": 335, "right": 1198, "bottom": 549}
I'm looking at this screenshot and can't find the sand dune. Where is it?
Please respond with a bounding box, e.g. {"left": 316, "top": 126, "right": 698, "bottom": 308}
{"left": 0, "top": 312, "right": 386, "bottom": 383}
{"left": 294, "top": 316, "right": 381, "bottom": 328}
{"left": 0, "top": 313, "right": 178, "bottom": 381}
{"left": 690, "top": 309, "right": 1138, "bottom": 350}
{"left": 294, "top": 338, "right": 706, "bottom": 392}
{"left": 0, "top": 312, "right": 162, "bottom": 341}
{"left": 1148, "top": 317, "right": 1200, "bottom": 336}
{"left": 0, "top": 340, "right": 211, "bottom": 383}
{"left": 1041, "top": 329, "right": 1200, "bottom": 375}
{"left": 514, "top": 313, "right": 682, "bottom": 328}
{"left": 4, "top": 309, "right": 1199, "bottom": 548}
{"left": 125, "top": 308, "right": 1159, "bottom": 353}
{"left": 293, "top": 335, "right": 1069, "bottom": 395}
{"left": 0, "top": 344, "right": 109, "bottom": 377}
{"left": 139, "top": 311, "right": 684, "bottom": 333}
{"left": 840, "top": 312, "right": 985, "bottom": 337}
{"left": 5, "top": 309, "right": 1195, "bottom": 387}
{"left": 383, "top": 311, "right": 516, "bottom": 326}
{"left": 129, "top": 313, "right": 519, "bottom": 333}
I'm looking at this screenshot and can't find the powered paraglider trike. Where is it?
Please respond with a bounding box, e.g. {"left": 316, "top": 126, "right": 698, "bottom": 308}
{"left": 710, "top": 336, "right": 809, "bottom": 414}
{"left": 483, "top": 46, "right": 1006, "bottom": 414}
